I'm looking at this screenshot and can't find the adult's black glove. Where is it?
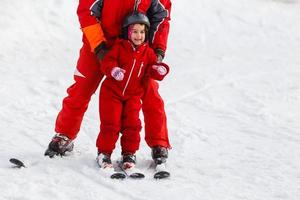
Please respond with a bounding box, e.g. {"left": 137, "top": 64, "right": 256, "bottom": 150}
{"left": 155, "top": 48, "right": 165, "bottom": 63}
{"left": 94, "top": 41, "right": 108, "bottom": 61}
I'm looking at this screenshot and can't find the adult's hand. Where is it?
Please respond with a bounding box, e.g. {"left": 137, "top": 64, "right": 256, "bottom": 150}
{"left": 95, "top": 42, "right": 108, "bottom": 61}
{"left": 155, "top": 48, "right": 165, "bottom": 63}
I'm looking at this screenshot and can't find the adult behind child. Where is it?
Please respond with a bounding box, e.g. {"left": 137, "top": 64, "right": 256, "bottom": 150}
{"left": 45, "top": 0, "right": 171, "bottom": 166}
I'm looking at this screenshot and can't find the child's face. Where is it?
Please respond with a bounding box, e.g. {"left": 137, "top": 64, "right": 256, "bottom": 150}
{"left": 129, "top": 24, "right": 146, "bottom": 46}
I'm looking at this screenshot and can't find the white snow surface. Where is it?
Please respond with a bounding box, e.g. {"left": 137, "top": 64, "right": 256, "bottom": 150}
{"left": 1, "top": 0, "right": 300, "bottom": 199}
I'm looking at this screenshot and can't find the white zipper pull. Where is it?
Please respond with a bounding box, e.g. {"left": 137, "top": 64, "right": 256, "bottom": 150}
{"left": 122, "top": 59, "right": 136, "bottom": 96}
{"left": 138, "top": 62, "right": 144, "bottom": 77}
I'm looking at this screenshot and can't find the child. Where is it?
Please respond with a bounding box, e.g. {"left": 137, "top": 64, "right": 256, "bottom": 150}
{"left": 96, "top": 12, "right": 169, "bottom": 170}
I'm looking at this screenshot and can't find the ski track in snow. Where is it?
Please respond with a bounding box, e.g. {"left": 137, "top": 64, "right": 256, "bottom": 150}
{"left": 1, "top": 0, "right": 300, "bottom": 200}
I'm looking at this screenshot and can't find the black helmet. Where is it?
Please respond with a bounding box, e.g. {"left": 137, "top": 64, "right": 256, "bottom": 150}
{"left": 122, "top": 12, "right": 150, "bottom": 29}
{"left": 121, "top": 12, "right": 150, "bottom": 40}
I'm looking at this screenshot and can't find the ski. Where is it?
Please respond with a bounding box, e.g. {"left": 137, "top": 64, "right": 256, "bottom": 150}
{"left": 110, "top": 172, "right": 126, "bottom": 179}
{"left": 9, "top": 158, "right": 26, "bottom": 168}
{"left": 154, "top": 170, "right": 170, "bottom": 179}
{"left": 153, "top": 162, "right": 170, "bottom": 179}
{"left": 110, "top": 161, "right": 145, "bottom": 179}
{"left": 98, "top": 167, "right": 117, "bottom": 179}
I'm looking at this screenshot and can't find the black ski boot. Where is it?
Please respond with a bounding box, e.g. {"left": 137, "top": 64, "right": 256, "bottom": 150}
{"left": 118, "top": 153, "right": 144, "bottom": 179}
{"left": 44, "top": 134, "right": 74, "bottom": 158}
{"left": 152, "top": 146, "right": 170, "bottom": 179}
{"left": 121, "top": 153, "right": 136, "bottom": 170}
{"left": 96, "top": 153, "right": 113, "bottom": 169}
{"left": 151, "top": 146, "right": 168, "bottom": 164}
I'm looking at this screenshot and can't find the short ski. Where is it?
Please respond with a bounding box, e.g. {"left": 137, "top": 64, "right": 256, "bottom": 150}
{"left": 154, "top": 170, "right": 170, "bottom": 179}
{"left": 9, "top": 158, "right": 26, "bottom": 168}
{"left": 153, "top": 162, "right": 170, "bottom": 179}
{"left": 110, "top": 161, "right": 145, "bottom": 179}
{"left": 110, "top": 172, "right": 126, "bottom": 179}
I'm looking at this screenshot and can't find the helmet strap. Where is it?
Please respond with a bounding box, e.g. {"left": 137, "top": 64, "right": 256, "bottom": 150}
{"left": 134, "top": 0, "right": 141, "bottom": 12}
{"left": 128, "top": 25, "right": 134, "bottom": 40}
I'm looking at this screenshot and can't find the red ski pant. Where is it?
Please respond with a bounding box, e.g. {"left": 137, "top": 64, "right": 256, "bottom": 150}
{"left": 96, "top": 85, "right": 142, "bottom": 155}
{"left": 55, "top": 43, "right": 171, "bottom": 148}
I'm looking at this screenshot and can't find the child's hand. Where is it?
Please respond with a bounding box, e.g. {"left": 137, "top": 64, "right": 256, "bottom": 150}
{"left": 111, "top": 67, "right": 126, "bottom": 81}
{"left": 152, "top": 65, "right": 167, "bottom": 76}
{"left": 149, "top": 63, "right": 169, "bottom": 81}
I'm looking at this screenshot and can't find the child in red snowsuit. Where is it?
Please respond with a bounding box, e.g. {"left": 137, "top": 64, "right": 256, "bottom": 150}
{"left": 96, "top": 12, "right": 169, "bottom": 169}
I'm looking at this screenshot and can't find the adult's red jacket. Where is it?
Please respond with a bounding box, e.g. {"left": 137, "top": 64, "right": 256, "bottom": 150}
{"left": 77, "top": 0, "right": 171, "bottom": 54}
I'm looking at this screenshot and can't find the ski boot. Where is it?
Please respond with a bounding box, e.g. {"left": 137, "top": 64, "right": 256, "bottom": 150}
{"left": 121, "top": 153, "right": 136, "bottom": 170}
{"left": 96, "top": 153, "right": 113, "bottom": 169}
{"left": 120, "top": 153, "right": 144, "bottom": 179}
{"left": 151, "top": 146, "right": 168, "bottom": 164}
{"left": 151, "top": 146, "right": 170, "bottom": 179}
{"left": 44, "top": 134, "right": 74, "bottom": 158}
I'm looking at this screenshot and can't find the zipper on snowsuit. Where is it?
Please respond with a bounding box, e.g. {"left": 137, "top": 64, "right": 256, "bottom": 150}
{"left": 122, "top": 59, "right": 136, "bottom": 96}
{"left": 137, "top": 62, "right": 144, "bottom": 77}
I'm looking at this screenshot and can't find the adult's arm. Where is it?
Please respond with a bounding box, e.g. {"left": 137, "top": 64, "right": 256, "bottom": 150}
{"left": 147, "top": 0, "right": 172, "bottom": 59}
{"left": 77, "top": 0, "right": 106, "bottom": 52}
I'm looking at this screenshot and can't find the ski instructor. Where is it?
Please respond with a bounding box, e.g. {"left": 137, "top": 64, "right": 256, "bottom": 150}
{"left": 45, "top": 0, "right": 172, "bottom": 166}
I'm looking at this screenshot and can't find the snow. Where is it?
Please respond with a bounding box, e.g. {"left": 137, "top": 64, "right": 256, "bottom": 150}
{"left": 1, "top": 0, "right": 300, "bottom": 199}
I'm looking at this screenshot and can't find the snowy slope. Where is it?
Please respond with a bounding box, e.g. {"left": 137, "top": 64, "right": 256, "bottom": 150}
{"left": 1, "top": 0, "right": 300, "bottom": 200}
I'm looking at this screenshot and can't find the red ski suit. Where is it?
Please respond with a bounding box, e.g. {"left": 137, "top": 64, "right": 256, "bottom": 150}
{"left": 97, "top": 39, "right": 169, "bottom": 155}
{"left": 55, "top": 0, "right": 171, "bottom": 148}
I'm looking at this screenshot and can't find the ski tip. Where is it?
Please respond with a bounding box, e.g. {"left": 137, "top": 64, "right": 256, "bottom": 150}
{"left": 129, "top": 172, "right": 145, "bottom": 179}
{"left": 154, "top": 171, "right": 170, "bottom": 179}
{"left": 111, "top": 173, "right": 126, "bottom": 180}
{"left": 9, "top": 158, "right": 26, "bottom": 168}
